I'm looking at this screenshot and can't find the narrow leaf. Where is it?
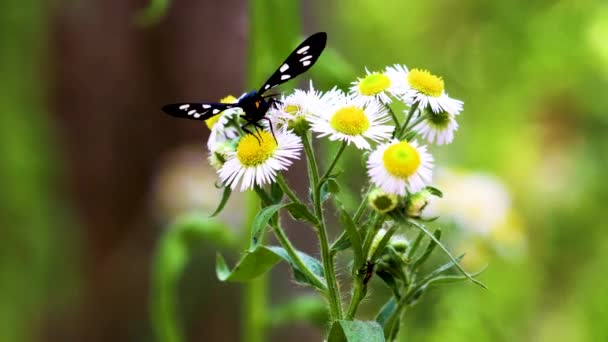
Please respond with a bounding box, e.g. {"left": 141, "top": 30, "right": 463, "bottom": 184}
{"left": 267, "top": 246, "right": 325, "bottom": 289}
{"left": 250, "top": 203, "right": 289, "bottom": 249}
{"left": 338, "top": 207, "right": 363, "bottom": 268}
{"left": 412, "top": 228, "right": 442, "bottom": 269}
{"left": 405, "top": 217, "right": 487, "bottom": 289}
{"left": 215, "top": 247, "right": 282, "bottom": 282}
{"left": 210, "top": 186, "right": 232, "bottom": 217}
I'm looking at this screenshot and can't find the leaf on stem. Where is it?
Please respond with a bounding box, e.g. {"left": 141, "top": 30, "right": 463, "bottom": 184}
{"left": 250, "top": 203, "right": 318, "bottom": 250}
{"left": 328, "top": 320, "right": 385, "bottom": 342}
{"left": 210, "top": 186, "right": 232, "bottom": 217}
{"left": 267, "top": 246, "right": 325, "bottom": 289}
{"left": 402, "top": 217, "right": 487, "bottom": 289}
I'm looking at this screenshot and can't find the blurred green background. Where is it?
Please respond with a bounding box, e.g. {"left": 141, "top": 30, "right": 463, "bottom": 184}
{"left": 1, "top": 0, "right": 607, "bottom": 341}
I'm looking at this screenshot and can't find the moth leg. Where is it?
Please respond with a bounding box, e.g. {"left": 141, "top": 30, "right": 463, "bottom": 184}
{"left": 260, "top": 117, "right": 278, "bottom": 144}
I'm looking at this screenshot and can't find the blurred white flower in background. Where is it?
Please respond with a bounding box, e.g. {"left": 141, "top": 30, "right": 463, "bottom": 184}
{"left": 424, "top": 168, "right": 527, "bottom": 263}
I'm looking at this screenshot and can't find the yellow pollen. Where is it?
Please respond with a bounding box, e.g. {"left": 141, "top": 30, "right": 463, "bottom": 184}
{"left": 236, "top": 131, "right": 278, "bottom": 166}
{"left": 382, "top": 141, "right": 421, "bottom": 178}
{"left": 285, "top": 104, "right": 300, "bottom": 115}
{"left": 330, "top": 106, "right": 370, "bottom": 136}
{"left": 407, "top": 69, "right": 444, "bottom": 97}
{"left": 205, "top": 95, "right": 238, "bottom": 129}
{"left": 358, "top": 73, "right": 391, "bottom": 96}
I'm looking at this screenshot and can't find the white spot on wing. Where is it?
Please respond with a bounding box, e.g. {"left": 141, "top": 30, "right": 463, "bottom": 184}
{"left": 188, "top": 110, "right": 196, "bottom": 115}
{"left": 302, "top": 61, "right": 311, "bottom": 67}
{"left": 280, "top": 64, "right": 289, "bottom": 73}
{"left": 264, "top": 84, "right": 270, "bottom": 90}
{"left": 179, "top": 104, "right": 190, "bottom": 110}
{"left": 300, "top": 55, "right": 313, "bottom": 61}
{"left": 280, "top": 74, "right": 291, "bottom": 80}
{"left": 202, "top": 104, "right": 211, "bottom": 109}
{"left": 193, "top": 113, "right": 201, "bottom": 118}
{"left": 212, "top": 109, "right": 220, "bottom": 114}
{"left": 297, "top": 45, "right": 310, "bottom": 54}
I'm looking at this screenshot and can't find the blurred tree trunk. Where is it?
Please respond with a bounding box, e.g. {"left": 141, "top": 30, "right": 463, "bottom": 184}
{"left": 47, "top": 0, "right": 246, "bottom": 340}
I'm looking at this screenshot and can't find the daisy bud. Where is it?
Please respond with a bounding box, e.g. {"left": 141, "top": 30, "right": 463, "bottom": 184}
{"left": 389, "top": 235, "right": 409, "bottom": 254}
{"left": 368, "top": 188, "right": 399, "bottom": 214}
{"left": 406, "top": 189, "right": 432, "bottom": 218}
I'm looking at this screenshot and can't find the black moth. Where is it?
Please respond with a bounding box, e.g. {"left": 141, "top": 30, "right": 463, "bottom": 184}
{"left": 162, "top": 32, "right": 327, "bottom": 140}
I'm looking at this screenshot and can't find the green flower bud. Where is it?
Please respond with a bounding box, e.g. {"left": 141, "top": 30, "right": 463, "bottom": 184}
{"left": 368, "top": 188, "right": 399, "bottom": 214}
{"left": 406, "top": 189, "right": 431, "bottom": 218}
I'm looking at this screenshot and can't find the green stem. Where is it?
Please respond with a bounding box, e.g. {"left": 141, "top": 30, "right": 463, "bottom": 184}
{"left": 353, "top": 186, "right": 372, "bottom": 224}
{"left": 400, "top": 115, "right": 427, "bottom": 139}
{"left": 385, "top": 104, "right": 401, "bottom": 138}
{"left": 320, "top": 141, "right": 347, "bottom": 182}
{"left": 361, "top": 214, "right": 384, "bottom": 259}
{"left": 406, "top": 230, "right": 425, "bottom": 261}
{"left": 398, "top": 103, "right": 419, "bottom": 138}
{"left": 243, "top": 191, "right": 266, "bottom": 342}
{"left": 276, "top": 174, "right": 304, "bottom": 205}
{"left": 346, "top": 277, "right": 366, "bottom": 319}
{"left": 302, "top": 132, "right": 343, "bottom": 320}
{"left": 271, "top": 220, "right": 327, "bottom": 291}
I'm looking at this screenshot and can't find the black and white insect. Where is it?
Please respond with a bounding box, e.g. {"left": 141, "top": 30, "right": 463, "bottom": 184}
{"left": 162, "top": 32, "right": 327, "bottom": 140}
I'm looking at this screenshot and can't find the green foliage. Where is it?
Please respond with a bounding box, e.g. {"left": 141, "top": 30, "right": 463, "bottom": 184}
{"left": 328, "top": 320, "right": 385, "bottom": 342}
{"left": 151, "top": 214, "right": 236, "bottom": 342}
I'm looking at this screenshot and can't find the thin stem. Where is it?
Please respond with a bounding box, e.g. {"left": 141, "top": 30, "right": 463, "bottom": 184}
{"left": 353, "top": 186, "right": 372, "bottom": 224}
{"left": 243, "top": 191, "right": 265, "bottom": 342}
{"left": 406, "top": 230, "right": 425, "bottom": 261}
{"left": 385, "top": 104, "right": 401, "bottom": 137}
{"left": 346, "top": 277, "right": 366, "bottom": 319}
{"left": 361, "top": 214, "right": 384, "bottom": 259}
{"left": 400, "top": 115, "right": 427, "bottom": 139}
{"left": 271, "top": 220, "right": 327, "bottom": 291}
{"left": 275, "top": 174, "right": 303, "bottom": 205}
{"left": 398, "top": 103, "right": 419, "bottom": 138}
{"left": 301, "top": 132, "right": 343, "bottom": 320}
{"left": 320, "top": 141, "right": 347, "bottom": 182}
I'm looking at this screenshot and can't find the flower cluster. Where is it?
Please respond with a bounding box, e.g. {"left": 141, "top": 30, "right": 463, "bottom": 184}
{"left": 205, "top": 66, "right": 463, "bottom": 197}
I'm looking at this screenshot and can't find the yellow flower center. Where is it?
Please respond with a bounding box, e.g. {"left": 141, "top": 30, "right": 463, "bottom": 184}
{"left": 285, "top": 104, "right": 300, "bottom": 115}
{"left": 205, "top": 95, "right": 238, "bottom": 129}
{"left": 359, "top": 73, "right": 391, "bottom": 96}
{"left": 407, "top": 69, "right": 444, "bottom": 97}
{"left": 236, "top": 131, "right": 278, "bottom": 166}
{"left": 330, "top": 106, "right": 370, "bottom": 136}
{"left": 382, "top": 141, "right": 421, "bottom": 178}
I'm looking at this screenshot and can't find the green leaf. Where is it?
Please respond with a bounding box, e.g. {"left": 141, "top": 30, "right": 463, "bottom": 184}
{"left": 404, "top": 217, "right": 487, "bottom": 289}
{"left": 267, "top": 246, "right": 325, "bottom": 289}
{"left": 320, "top": 177, "right": 340, "bottom": 202}
{"left": 270, "top": 181, "right": 284, "bottom": 203}
{"left": 330, "top": 229, "right": 352, "bottom": 252}
{"left": 424, "top": 186, "right": 443, "bottom": 198}
{"left": 338, "top": 206, "right": 363, "bottom": 268}
{"left": 151, "top": 214, "right": 235, "bottom": 342}
{"left": 250, "top": 204, "right": 286, "bottom": 249}
{"left": 215, "top": 245, "right": 325, "bottom": 289}
{"left": 216, "top": 246, "right": 282, "bottom": 282}
{"left": 285, "top": 203, "right": 319, "bottom": 225}
{"left": 375, "top": 297, "right": 397, "bottom": 328}
{"left": 267, "top": 295, "right": 328, "bottom": 328}
{"left": 210, "top": 186, "right": 232, "bottom": 217}
{"left": 412, "top": 228, "right": 442, "bottom": 269}
{"left": 328, "top": 320, "right": 385, "bottom": 342}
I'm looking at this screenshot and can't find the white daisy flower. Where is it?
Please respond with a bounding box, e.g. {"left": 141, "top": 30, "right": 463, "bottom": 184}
{"left": 218, "top": 128, "right": 302, "bottom": 191}
{"left": 367, "top": 139, "right": 434, "bottom": 195}
{"left": 350, "top": 67, "right": 406, "bottom": 104}
{"left": 267, "top": 81, "right": 325, "bottom": 127}
{"left": 206, "top": 95, "right": 241, "bottom": 151}
{"left": 399, "top": 67, "right": 463, "bottom": 114}
{"left": 416, "top": 109, "right": 460, "bottom": 145}
{"left": 308, "top": 91, "right": 393, "bottom": 150}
